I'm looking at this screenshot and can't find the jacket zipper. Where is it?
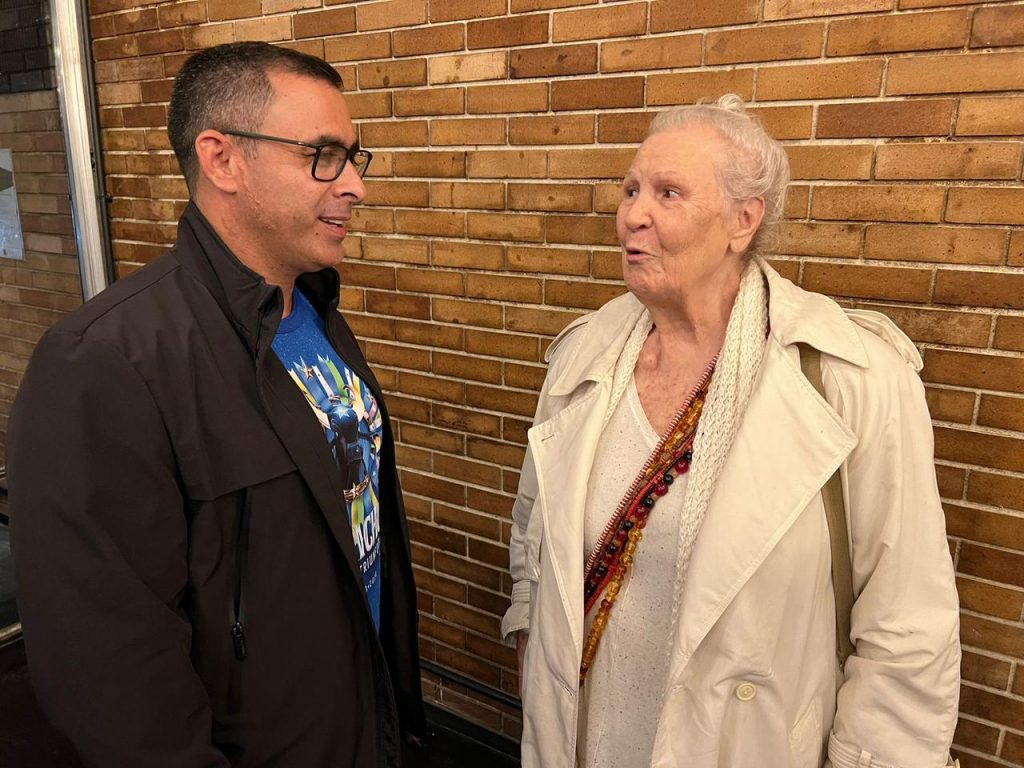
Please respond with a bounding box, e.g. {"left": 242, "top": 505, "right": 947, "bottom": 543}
{"left": 227, "top": 486, "right": 252, "bottom": 715}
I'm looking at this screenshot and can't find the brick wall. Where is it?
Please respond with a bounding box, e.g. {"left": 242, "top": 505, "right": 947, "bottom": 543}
{"left": 82, "top": 0, "right": 1024, "bottom": 763}
{"left": 0, "top": 88, "right": 82, "bottom": 467}
{"left": 0, "top": 0, "right": 55, "bottom": 94}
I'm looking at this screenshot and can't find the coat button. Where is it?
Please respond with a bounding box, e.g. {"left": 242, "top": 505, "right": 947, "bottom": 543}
{"left": 735, "top": 682, "right": 757, "bottom": 701}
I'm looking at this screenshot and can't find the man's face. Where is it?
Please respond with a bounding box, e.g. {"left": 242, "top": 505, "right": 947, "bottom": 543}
{"left": 234, "top": 70, "right": 365, "bottom": 286}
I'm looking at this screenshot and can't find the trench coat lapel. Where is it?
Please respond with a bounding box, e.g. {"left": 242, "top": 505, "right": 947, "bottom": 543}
{"left": 667, "top": 338, "right": 858, "bottom": 683}
{"left": 529, "top": 380, "right": 612, "bottom": 656}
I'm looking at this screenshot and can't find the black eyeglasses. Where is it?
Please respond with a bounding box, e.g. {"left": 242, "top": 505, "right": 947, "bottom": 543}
{"left": 222, "top": 130, "right": 373, "bottom": 181}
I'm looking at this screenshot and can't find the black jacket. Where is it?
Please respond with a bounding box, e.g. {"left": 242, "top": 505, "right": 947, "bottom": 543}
{"left": 8, "top": 203, "right": 425, "bottom": 767}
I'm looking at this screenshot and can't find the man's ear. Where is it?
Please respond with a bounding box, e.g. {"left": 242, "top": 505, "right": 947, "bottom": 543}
{"left": 728, "top": 196, "right": 766, "bottom": 256}
{"left": 194, "top": 130, "right": 244, "bottom": 193}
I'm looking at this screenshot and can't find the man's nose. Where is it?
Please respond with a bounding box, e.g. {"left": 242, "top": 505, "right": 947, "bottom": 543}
{"left": 331, "top": 159, "right": 366, "bottom": 202}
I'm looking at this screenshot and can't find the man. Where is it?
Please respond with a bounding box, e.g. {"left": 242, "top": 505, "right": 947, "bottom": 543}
{"left": 8, "top": 42, "right": 424, "bottom": 767}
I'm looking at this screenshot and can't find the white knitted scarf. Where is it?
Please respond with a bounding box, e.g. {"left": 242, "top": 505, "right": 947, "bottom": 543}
{"left": 605, "top": 259, "right": 769, "bottom": 642}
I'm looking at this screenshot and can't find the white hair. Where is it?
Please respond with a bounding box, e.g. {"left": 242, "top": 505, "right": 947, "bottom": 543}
{"left": 648, "top": 94, "right": 790, "bottom": 257}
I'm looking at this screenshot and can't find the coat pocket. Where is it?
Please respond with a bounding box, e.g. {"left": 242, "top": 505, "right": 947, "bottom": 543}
{"left": 789, "top": 698, "right": 824, "bottom": 768}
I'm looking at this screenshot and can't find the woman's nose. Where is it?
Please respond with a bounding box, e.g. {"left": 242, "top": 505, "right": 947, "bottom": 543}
{"left": 622, "top": 194, "right": 651, "bottom": 230}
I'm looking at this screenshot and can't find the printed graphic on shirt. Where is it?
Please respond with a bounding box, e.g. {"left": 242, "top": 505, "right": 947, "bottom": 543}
{"left": 271, "top": 291, "right": 383, "bottom": 631}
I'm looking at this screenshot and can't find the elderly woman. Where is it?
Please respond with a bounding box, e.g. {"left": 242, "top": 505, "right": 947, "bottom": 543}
{"left": 501, "top": 95, "right": 961, "bottom": 768}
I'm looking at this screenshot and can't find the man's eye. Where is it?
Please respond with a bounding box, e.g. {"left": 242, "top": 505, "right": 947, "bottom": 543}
{"left": 320, "top": 147, "right": 347, "bottom": 163}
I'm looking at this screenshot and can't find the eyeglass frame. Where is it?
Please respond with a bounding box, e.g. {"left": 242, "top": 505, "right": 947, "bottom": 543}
{"left": 221, "top": 130, "right": 373, "bottom": 181}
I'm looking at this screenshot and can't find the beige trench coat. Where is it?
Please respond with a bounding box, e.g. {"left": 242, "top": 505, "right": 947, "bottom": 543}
{"left": 501, "top": 261, "right": 960, "bottom": 768}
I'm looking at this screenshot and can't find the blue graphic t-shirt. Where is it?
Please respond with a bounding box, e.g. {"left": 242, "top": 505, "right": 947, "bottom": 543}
{"left": 271, "top": 290, "right": 382, "bottom": 632}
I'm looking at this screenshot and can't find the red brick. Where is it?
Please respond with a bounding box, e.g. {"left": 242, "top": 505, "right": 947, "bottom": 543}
{"left": 360, "top": 121, "right": 429, "bottom": 149}
{"left": 971, "top": 4, "right": 1024, "bottom": 48}
{"left": 817, "top": 100, "right": 955, "bottom": 139}
{"left": 544, "top": 279, "right": 624, "bottom": 310}
{"left": 863, "top": 225, "right": 1005, "bottom": 265}
{"left": 467, "top": 212, "right": 545, "bottom": 242}
{"left": 600, "top": 34, "right": 702, "bottom": 73}
{"left": 802, "top": 263, "right": 931, "bottom": 302}
{"left": 946, "top": 503, "right": 1024, "bottom": 551}
{"left": 358, "top": 59, "right": 426, "bottom": 90}
{"left": 430, "top": 51, "right": 508, "bottom": 85}
{"left": 465, "top": 329, "right": 540, "bottom": 363}
{"left": 956, "top": 97, "right": 1024, "bottom": 137}
{"left": 506, "top": 246, "right": 590, "bottom": 277}
{"left": 926, "top": 387, "right": 975, "bottom": 424}
{"left": 430, "top": 182, "right": 505, "bottom": 210}
{"left": 466, "top": 150, "right": 547, "bottom": 179}
{"left": 874, "top": 142, "right": 1021, "bottom": 181}
{"left": 508, "top": 183, "right": 591, "bottom": 213}
{"left": 430, "top": 117, "right": 505, "bottom": 146}
{"left": 510, "top": 44, "right": 597, "bottom": 79}
{"left": 356, "top": 0, "right": 427, "bottom": 31}
{"left": 765, "top": 0, "right": 890, "bottom": 19}
{"left": 994, "top": 316, "right": 1024, "bottom": 353}
{"left": 509, "top": 115, "right": 594, "bottom": 145}
{"left": 811, "top": 185, "right": 945, "bottom": 223}
{"left": 774, "top": 222, "right": 863, "bottom": 258}
{"left": 786, "top": 145, "right": 872, "bottom": 180}
{"left": 707, "top": 23, "right": 824, "bottom": 64}
{"left": 648, "top": 69, "right": 755, "bottom": 106}
{"left": 651, "top": 0, "right": 758, "bottom": 31}
{"left": 546, "top": 215, "right": 618, "bottom": 246}
{"left": 548, "top": 148, "right": 634, "bottom": 179}
{"left": 946, "top": 188, "right": 1024, "bottom": 226}
{"left": 978, "top": 394, "right": 1024, "bottom": 433}
{"left": 933, "top": 270, "right": 1024, "bottom": 310}
{"left": 858, "top": 304, "right": 990, "bottom": 347}
{"left": 467, "top": 82, "right": 549, "bottom": 114}
{"left": 432, "top": 241, "right": 504, "bottom": 271}
{"left": 294, "top": 7, "right": 355, "bottom": 38}
{"left": 392, "top": 23, "right": 464, "bottom": 56}
{"left": 935, "top": 426, "right": 1024, "bottom": 473}
{"left": 206, "top": 0, "right": 260, "bottom": 22}
{"left": 468, "top": 14, "right": 549, "bottom": 49}
{"left": 924, "top": 349, "right": 1024, "bottom": 393}
{"left": 430, "top": 0, "right": 505, "bottom": 22}
{"left": 551, "top": 77, "right": 644, "bottom": 111}
{"left": 552, "top": 3, "right": 647, "bottom": 42}
{"left": 959, "top": 647, "right": 1013, "bottom": 687}
{"left": 888, "top": 52, "right": 1024, "bottom": 96}
{"left": 757, "top": 60, "right": 883, "bottom": 101}
{"left": 826, "top": 9, "right": 969, "bottom": 55}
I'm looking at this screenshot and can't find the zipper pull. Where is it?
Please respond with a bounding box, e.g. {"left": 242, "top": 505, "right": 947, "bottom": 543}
{"left": 232, "top": 622, "right": 248, "bottom": 661}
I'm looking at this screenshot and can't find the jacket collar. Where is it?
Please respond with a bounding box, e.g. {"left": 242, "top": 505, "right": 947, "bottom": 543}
{"left": 545, "top": 258, "right": 874, "bottom": 397}
{"left": 758, "top": 257, "right": 869, "bottom": 369}
{"left": 173, "top": 202, "right": 341, "bottom": 358}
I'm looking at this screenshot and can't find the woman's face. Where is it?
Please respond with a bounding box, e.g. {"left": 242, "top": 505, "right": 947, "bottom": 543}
{"left": 616, "top": 124, "right": 751, "bottom": 307}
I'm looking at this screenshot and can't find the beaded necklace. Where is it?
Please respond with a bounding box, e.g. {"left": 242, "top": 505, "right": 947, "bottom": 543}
{"left": 579, "top": 357, "right": 717, "bottom": 686}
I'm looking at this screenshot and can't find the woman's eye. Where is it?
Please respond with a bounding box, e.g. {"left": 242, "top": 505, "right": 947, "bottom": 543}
{"left": 662, "top": 188, "right": 680, "bottom": 199}
{"left": 623, "top": 187, "right": 638, "bottom": 198}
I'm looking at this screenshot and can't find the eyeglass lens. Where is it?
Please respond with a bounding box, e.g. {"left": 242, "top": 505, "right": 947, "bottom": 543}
{"left": 313, "top": 147, "right": 371, "bottom": 181}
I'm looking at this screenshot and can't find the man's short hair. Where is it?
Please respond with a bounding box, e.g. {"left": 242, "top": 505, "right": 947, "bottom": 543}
{"left": 168, "top": 41, "right": 343, "bottom": 191}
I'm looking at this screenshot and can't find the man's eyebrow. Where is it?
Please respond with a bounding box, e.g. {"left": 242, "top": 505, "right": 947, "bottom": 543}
{"left": 310, "top": 134, "right": 359, "bottom": 149}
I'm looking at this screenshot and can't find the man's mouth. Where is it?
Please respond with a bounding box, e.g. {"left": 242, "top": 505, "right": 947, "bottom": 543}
{"left": 319, "top": 216, "right": 349, "bottom": 236}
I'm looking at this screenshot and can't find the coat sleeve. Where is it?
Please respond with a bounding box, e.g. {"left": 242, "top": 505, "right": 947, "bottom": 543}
{"left": 8, "top": 331, "right": 231, "bottom": 768}
{"left": 825, "top": 347, "right": 961, "bottom": 768}
{"left": 500, "top": 387, "right": 547, "bottom": 645}
{"left": 499, "top": 327, "right": 584, "bottom": 645}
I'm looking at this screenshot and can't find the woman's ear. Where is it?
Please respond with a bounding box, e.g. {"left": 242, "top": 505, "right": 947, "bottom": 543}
{"left": 728, "top": 196, "right": 766, "bottom": 255}
{"left": 194, "top": 130, "right": 243, "bottom": 194}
